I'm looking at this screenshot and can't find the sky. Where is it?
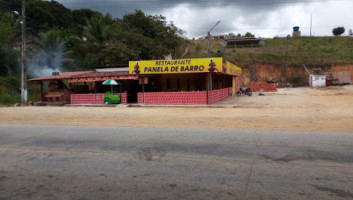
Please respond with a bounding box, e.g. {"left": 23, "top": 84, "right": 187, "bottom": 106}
{"left": 56, "top": 0, "right": 353, "bottom": 38}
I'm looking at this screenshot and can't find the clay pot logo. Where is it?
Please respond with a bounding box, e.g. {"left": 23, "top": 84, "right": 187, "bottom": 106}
{"left": 133, "top": 62, "right": 140, "bottom": 74}
{"left": 208, "top": 59, "right": 218, "bottom": 73}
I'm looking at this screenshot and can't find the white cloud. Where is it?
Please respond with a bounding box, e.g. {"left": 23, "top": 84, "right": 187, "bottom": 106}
{"left": 160, "top": 1, "right": 353, "bottom": 38}
{"left": 56, "top": 0, "right": 353, "bottom": 38}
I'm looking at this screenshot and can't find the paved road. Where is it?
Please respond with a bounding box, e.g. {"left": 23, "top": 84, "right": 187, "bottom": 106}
{"left": 0, "top": 124, "right": 352, "bottom": 200}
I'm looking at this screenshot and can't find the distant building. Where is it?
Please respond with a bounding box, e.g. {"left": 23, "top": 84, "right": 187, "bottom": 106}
{"left": 223, "top": 37, "right": 262, "bottom": 48}
{"left": 309, "top": 68, "right": 326, "bottom": 87}
{"left": 293, "top": 26, "right": 301, "bottom": 37}
{"left": 326, "top": 71, "right": 352, "bottom": 85}
{"left": 212, "top": 34, "right": 228, "bottom": 39}
{"left": 199, "top": 34, "right": 228, "bottom": 40}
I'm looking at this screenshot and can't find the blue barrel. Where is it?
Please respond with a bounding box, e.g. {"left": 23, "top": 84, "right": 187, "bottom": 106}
{"left": 293, "top": 26, "right": 300, "bottom": 32}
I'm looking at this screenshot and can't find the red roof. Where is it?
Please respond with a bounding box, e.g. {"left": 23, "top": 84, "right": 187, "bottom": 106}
{"left": 75, "top": 71, "right": 130, "bottom": 78}
{"left": 28, "top": 70, "right": 131, "bottom": 81}
{"left": 29, "top": 71, "right": 94, "bottom": 81}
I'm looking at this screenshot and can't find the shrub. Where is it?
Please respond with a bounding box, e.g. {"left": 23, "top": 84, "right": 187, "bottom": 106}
{"left": 288, "top": 74, "right": 308, "bottom": 86}
{"left": 332, "top": 27, "right": 345, "bottom": 36}
{"left": 0, "top": 90, "right": 21, "bottom": 105}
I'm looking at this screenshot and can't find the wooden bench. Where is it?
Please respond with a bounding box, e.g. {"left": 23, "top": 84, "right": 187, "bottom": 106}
{"left": 45, "top": 92, "right": 64, "bottom": 102}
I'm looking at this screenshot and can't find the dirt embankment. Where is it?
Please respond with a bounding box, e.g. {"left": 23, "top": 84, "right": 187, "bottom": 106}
{"left": 240, "top": 64, "right": 353, "bottom": 86}
{"left": 0, "top": 85, "right": 352, "bottom": 132}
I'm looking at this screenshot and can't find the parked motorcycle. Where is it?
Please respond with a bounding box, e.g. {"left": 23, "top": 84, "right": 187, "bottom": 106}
{"left": 236, "top": 87, "right": 252, "bottom": 96}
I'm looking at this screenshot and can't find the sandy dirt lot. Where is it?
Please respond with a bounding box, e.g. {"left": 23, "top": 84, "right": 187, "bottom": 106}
{"left": 0, "top": 85, "right": 352, "bottom": 132}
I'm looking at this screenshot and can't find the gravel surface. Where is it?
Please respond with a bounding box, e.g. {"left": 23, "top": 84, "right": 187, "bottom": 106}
{"left": 1, "top": 85, "right": 353, "bottom": 132}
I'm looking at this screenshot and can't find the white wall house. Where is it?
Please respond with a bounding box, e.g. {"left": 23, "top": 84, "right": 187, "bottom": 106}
{"left": 309, "top": 74, "right": 326, "bottom": 87}
{"left": 304, "top": 66, "right": 326, "bottom": 87}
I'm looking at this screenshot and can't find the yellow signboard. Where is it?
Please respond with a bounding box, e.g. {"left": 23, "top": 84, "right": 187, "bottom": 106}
{"left": 129, "top": 58, "right": 223, "bottom": 74}
{"left": 223, "top": 61, "right": 242, "bottom": 76}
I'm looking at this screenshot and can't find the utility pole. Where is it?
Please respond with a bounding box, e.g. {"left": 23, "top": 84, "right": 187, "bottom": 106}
{"left": 21, "top": 0, "right": 27, "bottom": 105}
{"left": 206, "top": 20, "right": 220, "bottom": 93}
{"left": 207, "top": 20, "right": 220, "bottom": 58}
{"left": 284, "top": 35, "right": 289, "bottom": 86}
{"left": 310, "top": 14, "right": 313, "bottom": 37}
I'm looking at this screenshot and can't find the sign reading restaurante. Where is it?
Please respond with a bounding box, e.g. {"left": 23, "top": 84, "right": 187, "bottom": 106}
{"left": 129, "top": 58, "right": 224, "bottom": 74}
{"left": 129, "top": 57, "right": 241, "bottom": 76}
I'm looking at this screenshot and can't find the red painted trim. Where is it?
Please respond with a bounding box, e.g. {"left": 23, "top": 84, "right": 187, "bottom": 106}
{"left": 208, "top": 88, "right": 230, "bottom": 104}
{"left": 137, "top": 90, "right": 231, "bottom": 105}
{"left": 71, "top": 93, "right": 128, "bottom": 104}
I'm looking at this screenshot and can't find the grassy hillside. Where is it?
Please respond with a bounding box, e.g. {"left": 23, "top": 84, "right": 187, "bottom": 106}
{"left": 188, "top": 36, "right": 353, "bottom": 66}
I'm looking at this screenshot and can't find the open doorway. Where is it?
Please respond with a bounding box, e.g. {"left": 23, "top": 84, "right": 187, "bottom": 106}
{"left": 123, "top": 80, "right": 140, "bottom": 103}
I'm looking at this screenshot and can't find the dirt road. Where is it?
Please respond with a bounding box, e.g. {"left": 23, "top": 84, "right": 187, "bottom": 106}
{"left": 1, "top": 85, "right": 352, "bottom": 132}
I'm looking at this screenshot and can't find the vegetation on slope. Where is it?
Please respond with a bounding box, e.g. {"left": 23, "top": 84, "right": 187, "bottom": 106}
{"left": 1, "top": 0, "right": 352, "bottom": 104}
{"left": 0, "top": 0, "right": 187, "bottom": 104}
{"left": 189, "top": 36, "right": 353, "bottom": 66}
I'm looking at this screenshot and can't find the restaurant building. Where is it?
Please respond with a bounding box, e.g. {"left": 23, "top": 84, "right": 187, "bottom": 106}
{"left": 29, "top": 57, "right": 242, "bottom": 105}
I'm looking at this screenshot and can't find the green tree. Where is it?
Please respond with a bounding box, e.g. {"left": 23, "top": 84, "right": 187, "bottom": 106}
{"left": 72, "top": 9, "right": 102, "bottom": 26}
{"left": 5, "top": 0, "right": 73, "bottom": 36}
{"left": 71, "top": 9, "right": 102, "bottom": 36}
{"left": 119, "top": 10, "right": 185, "bottom": 60}
{"left": 0, "top": 45, "right": 19, "bottom": 76}
{"left": 72, "top": 10, "right": 186, "bottom": 66}
{"left": 332, "top": 27, "right": 345, "bottom": 36}
{"left": 0, "top": 12, "right": 19, "bottom": 76}
{"left": 0, "top": 0, "right": 21, "bottom": 12}
{"left": 82, "top": 14, "right": 115, "bottom": 65}
{"left": 244, "top": 32, "right": 255, "bottom": 37}
{"left": 28, "top": 29, "right": 66, "bottom": 76}
{"left": 1, "top": 1, "right": 187, "bottom": 71}
{"left": 84, "top": 14, "right": 113, "bottom": 43}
